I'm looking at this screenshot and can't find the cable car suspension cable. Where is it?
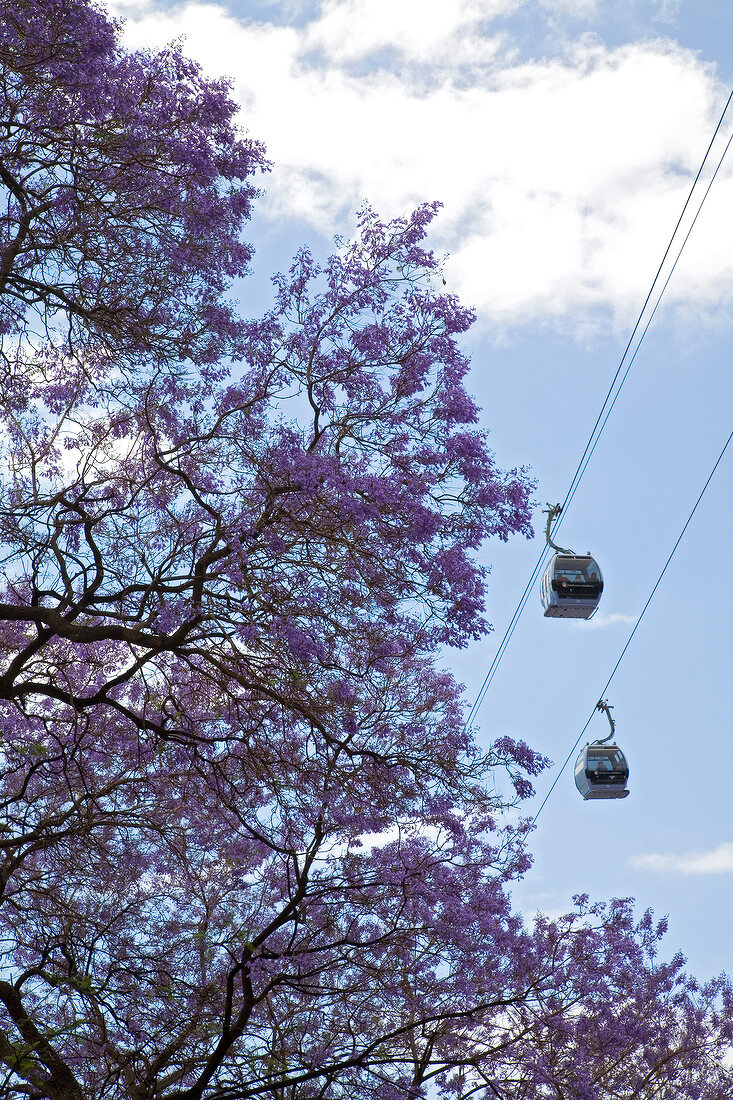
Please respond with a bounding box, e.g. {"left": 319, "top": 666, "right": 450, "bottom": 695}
{"left": 561, "top": 122, "right": 733, "bottom": 519}
{"left": 530, "top": 423, "right": 733, "bottom": 826}
{"left": 555, "top": 86, "right": 733, "bottom": 530}
{"left": 464, "top": 86, "right": 733, "bottom": 729}
{"left": 464, "top": 541, "right": 551, "bottom": 728}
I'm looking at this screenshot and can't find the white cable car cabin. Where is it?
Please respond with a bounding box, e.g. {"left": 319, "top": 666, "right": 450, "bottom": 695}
{"left": 574, "top": 743, "right": 630, "bottom": 800}
{"left": 541, "top": 554, "right": 604, "bottom": 619}
{"left": 574, "top": 701, "right": 629, "bottom": 800}
{"left": 540, "top": 504, "right": 603, "bottom": 619}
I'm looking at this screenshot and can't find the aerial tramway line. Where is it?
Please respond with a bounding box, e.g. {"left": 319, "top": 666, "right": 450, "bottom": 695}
{"left": 464, "top": 85, "right": 733, "bottom": 808}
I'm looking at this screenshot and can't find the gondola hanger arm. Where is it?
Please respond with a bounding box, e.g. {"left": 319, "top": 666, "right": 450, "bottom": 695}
{"left": 543, "top": 503, "right": 573, "bottom": 555}
{"left": 595, "top": 699, "right": 616, "bottom": 744}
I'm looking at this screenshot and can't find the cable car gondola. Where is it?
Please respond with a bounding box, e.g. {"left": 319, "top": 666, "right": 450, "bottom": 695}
{"left": 574, "top": 700, "right": 630, "bottom": 800}
{"left": 540, "top": 504, "right": 603, "bottom": 619}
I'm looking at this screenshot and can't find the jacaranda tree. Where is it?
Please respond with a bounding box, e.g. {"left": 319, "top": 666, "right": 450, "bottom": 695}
{"left": 1, "top": 2, "right": 731, "bottom": 1098}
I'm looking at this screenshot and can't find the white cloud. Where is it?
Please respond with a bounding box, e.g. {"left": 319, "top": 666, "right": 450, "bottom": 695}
{"left": 653, "top": 0, "right": 681, "bottom": 26}
{"left": 572, "top": 612, "right": 637, "bottom": 629}
{"left": 540, "top": 0, "right": 599, "bottom": 18}
{"left": 631, "top": 842, "right": 733, "bottom": 874}
{"left": 108, "top": 0, "right": 733, "bottom": 334}
{"left": 306, "top": 0, "right": 520, "bottom": 64}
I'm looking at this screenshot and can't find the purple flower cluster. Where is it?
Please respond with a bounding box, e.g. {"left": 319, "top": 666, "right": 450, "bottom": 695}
{"left": 0, "top": 0, "right": 267, "bottom": 367}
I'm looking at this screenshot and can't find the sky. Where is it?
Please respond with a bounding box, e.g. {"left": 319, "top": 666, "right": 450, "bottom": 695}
{"left": 108, "top": 0, "right": 733, "bottom": 982}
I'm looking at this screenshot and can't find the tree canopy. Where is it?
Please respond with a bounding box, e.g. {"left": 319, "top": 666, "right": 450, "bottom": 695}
{"left": 0, "top": 2, "right": 731, "bottom": 1099}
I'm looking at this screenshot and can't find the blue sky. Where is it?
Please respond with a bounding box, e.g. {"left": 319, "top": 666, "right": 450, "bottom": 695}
{"left": 110, "top": 0, "right": 733, "bottom": 981}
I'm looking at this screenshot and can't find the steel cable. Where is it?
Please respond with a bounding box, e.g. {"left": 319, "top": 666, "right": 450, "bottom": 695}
{"left": 530, "top": 424, "right": 733, "bottom": 826}
{"left": 466, "top": 88, "right": 733, "bottom": 729}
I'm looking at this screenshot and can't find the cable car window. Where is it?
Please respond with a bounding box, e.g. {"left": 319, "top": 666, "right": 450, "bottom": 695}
{"left": 556, "top": 567, "right": 583, "bottom": 583}
{"left": 555, "top": 559, "right": 601, "bottom": 583}
{"left": 587, "top": 752, "right": 615, "bottom": 771}
{"left": 585, "top": 747, "right": 628, "bottom": 779}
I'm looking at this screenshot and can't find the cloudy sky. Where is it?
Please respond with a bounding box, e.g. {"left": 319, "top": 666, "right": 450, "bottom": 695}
{"left": 109, "top": 0, "right": 733, "bottom": 980}
{"left": 112, "top": 0, "right": 733, "bottom": 328}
